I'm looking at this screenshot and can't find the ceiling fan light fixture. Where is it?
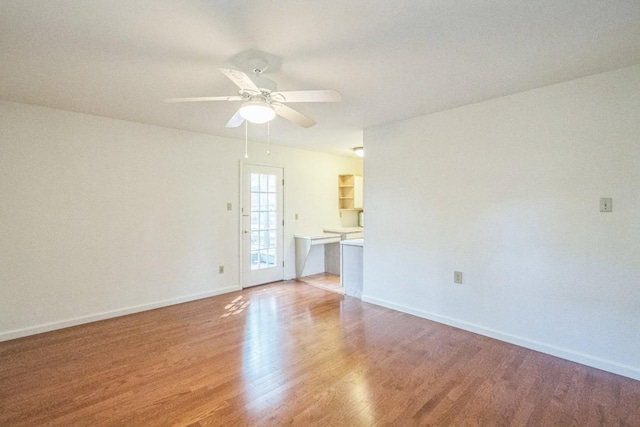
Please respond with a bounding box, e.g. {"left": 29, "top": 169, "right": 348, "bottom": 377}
{"left": 239, "top": 100, "right": 276, "bottom": 124}
{"left": 353, "top": 147, "right": 364, "bottom": 157}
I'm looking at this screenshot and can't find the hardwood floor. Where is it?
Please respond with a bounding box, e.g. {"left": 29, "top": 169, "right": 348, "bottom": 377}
{"left": 296, "top": 272, "right": 343, "bottom": 294}
{"left": 1, "top": 281, "right": 639, "bottom": 426}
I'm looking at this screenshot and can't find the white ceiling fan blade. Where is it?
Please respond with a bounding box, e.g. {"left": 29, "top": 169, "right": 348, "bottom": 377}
{"left": 274, "top": 104, "right": 316, "bottom": 128}
{"left": 219, "top": 68, "right": 260, "bottom": 92}
{"left": 163, "top": 96, "right": 242, "bottom": 103}
{"left": 271, "top": 90, "right": 342, "bottom": 103}
{"left": 225, "top": 111, "right": 245, "bottom": 128}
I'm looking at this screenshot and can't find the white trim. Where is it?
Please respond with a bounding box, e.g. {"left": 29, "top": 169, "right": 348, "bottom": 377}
{"left": 361, "top": 294, "right": 640, "bottom": 381}
{"left": 0, "top": 286, "right": 241, "bottom": 342}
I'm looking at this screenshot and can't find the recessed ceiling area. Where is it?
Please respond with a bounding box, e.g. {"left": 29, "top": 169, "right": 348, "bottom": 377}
{"left": 1, "top": 0, "right": 639, "bottom": 156}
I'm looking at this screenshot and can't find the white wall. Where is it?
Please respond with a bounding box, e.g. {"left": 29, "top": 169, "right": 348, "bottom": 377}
{"left": 0, "top": 101, "right": 362, "bottom": 340}
{"left": 363, "top": 65, "right": 640, "bottom": 380}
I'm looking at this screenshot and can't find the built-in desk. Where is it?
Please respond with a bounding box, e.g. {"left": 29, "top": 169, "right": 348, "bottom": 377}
{"left": 294, "top": 233, "right": 341, "bottom": 278}
{"left": 322, "top": 226, "right": 363, "bottom": 274}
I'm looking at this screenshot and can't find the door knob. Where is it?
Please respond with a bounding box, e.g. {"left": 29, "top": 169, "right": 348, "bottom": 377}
{"left": 243, "top": 230, "right": 249, "bottom": 234}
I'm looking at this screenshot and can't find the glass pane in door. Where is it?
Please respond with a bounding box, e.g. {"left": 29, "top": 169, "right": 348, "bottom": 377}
{"left": 250, "top": 173, "right": 278, "bottom": 270}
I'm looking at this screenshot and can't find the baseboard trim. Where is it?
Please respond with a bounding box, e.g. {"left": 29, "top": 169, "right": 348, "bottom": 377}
{"left": 0, "top": 286, "right": 241, "bottom": 342}
{"left": 361, "top": 294, "right": 640, "bottom": 381}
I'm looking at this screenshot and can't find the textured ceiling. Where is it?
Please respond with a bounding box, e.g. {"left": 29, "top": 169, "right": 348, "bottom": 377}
{"left": 1, "top": 0, "right": 639, "bottom": 156}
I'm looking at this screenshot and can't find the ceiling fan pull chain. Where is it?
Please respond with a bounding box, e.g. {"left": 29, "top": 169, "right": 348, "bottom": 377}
{"left": 267, "top": 121, "right": 271, "bottom": 156}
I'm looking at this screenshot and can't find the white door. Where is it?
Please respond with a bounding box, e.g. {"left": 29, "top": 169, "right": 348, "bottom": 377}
{"left": 241, "top": 164, "right": 284, "bottom": 287}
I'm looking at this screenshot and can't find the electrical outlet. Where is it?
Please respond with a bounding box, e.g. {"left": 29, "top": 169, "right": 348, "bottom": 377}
{"left": 295, "top": 213, "right": 299, "bottom": 220}
{"left": 226, "top": 202, "right": 232, "bottom": 211}
{"left": 218, "top": 265, "right": 224, "bottom": 274}
{"left": 454, "top": 271, "right": 463, "bottom": 284}
{"left": 600, "top": 197, "right": 612, "bottom": 212}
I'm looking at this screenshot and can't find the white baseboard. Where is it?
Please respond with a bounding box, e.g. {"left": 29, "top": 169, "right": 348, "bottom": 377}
{"left": 362, "top": 294, "right": 640, "bottom": 381}
{"left": 0, "top": 285, "right": 241, "bottom": 342}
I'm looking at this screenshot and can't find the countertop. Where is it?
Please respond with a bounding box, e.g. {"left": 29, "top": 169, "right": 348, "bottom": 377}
{"left": 323, "top": 226, "right": 363, "bottom": 234}
{"left": 294, "top": 232, "right": 342, "bottom": 241}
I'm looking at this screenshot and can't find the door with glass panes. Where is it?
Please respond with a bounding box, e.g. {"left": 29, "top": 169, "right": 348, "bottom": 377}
{"left": 241, "top": 164, "right": 284, "bottom": 287}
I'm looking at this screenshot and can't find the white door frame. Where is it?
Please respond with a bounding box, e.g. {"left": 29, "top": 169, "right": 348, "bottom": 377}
{"left": 239, "top": 162, "right": 285, "bottom": 288}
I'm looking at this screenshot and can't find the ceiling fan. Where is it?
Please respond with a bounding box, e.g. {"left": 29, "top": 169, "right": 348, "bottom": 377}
{"left": 164, "top": 67, "right": 342, "bottom": 128}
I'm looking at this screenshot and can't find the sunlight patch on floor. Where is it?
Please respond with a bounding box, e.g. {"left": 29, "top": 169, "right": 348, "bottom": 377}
{"left": 221, "top": 295, "right": 251, "bottom": 318}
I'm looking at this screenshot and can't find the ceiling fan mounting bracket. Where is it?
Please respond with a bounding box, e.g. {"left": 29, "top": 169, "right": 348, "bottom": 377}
{"left": 230, "top": 49, "right": 282, "bottom": 75}
{"left": 248, "top": 57, "right": 269, "bottom": 75}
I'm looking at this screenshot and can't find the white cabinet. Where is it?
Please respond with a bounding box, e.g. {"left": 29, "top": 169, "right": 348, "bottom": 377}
{"left": 338, "top": 174, "right": 363, "bottom": 210}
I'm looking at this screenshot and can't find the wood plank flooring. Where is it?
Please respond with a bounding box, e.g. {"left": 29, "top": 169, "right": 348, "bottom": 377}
{"left": 296, "top": 272, "right": 343, "bottom": 294}
{"left": 1, "top": 281, "right": 639, "bottom": 426}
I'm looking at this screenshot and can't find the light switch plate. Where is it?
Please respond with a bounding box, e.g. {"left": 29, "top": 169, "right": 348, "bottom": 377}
{"left": 454, "top": 271, "right": 463, "bottom": 284}
{"left": 600, "top": 198, "right": 612, "bottom": 212}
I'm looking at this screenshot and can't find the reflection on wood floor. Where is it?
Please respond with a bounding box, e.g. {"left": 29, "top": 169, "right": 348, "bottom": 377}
{"left": 296, "top": 272, "right": 343, "bottom": 294}
{"left": 1, "top": 281, "right": 639, "bottom": 425}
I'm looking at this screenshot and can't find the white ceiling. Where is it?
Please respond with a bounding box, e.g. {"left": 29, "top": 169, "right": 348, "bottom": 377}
{"left": 1, "top": 1, "right": 639, "bottom": 157}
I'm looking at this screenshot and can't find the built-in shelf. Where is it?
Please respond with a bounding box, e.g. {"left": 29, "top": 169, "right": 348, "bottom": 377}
{"left": 338, "top": 174, "right": 363, "bottom": 210}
